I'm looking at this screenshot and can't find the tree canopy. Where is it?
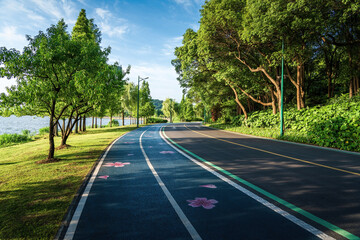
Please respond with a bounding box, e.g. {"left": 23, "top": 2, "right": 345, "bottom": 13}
{"left": 173, "top": 0, "right": 360, "bottom": 123}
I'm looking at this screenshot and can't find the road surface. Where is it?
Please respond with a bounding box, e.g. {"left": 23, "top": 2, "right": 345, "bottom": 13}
{"left": 61, "top": 123, "right": 360, "bottom": 240}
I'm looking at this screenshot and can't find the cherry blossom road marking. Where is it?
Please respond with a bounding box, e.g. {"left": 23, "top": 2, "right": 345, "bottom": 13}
{"left": 127, "top": 154, "right": 134, "bottom": 156}
{"left": 104, "top": 162, "right": 130, "bottom": 167}
{"left": 160, "top": 151, "right": 175, "bottom": 154}
{"left": 124, "top": 142, "right": 135, "bottom": 144}
{"left": 139, "top": 130, "right": 201, "bottom": 240}
{"left": 187, "top": 198, "right": 218, "bottom": 209}
{"left": 199, "top": 184, "right": 217, "bottom": 189}
{"left": 98, "top": 175, "right": 109, "bottom": 179}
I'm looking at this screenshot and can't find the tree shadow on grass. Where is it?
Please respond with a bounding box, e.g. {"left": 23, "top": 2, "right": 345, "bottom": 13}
{"left": 84, "top": 126, "right": 137, "bottom": 135}
{"left": 0, "top": 176, "right": 82, "bottom": 239}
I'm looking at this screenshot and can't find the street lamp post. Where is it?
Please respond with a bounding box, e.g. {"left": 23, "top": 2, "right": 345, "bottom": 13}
{"left": 137, "top": 76, "right": 149, "bottom": 128}
{"left": 280, "top": 39, "right": 285, "bottom": 137}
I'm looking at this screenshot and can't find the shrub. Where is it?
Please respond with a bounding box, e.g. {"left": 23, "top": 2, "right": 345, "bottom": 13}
{"left": 147, "top": 117, "right": 168, "bottom": 123}
{"left": 39, "top": 127, "right": 50, "bottom": 135}
{"left": 0, "top": 133, "right": 31, "bottom": 145}
{"left": 227, "top": 94, "right": 360, "bottom": 152}
{"left": 106, "top": 119, "right": 119, "bottom": 127}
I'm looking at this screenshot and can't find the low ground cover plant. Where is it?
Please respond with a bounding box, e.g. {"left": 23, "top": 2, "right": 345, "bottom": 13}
{"left": 211, "top": 95, "right": 360, "bottom": 152}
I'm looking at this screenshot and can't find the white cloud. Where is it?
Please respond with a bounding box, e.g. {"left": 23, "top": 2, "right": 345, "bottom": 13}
{"left": 95, "top": 8, "right": 109, "bottom": 19}
{"left": 128, "top": 63, "right": 182, "bottom": 102}
{"left": 93, "top": 7, "right": 129, "bottom": 38}
{"left": 0, "top": 26, "right": 27, "bottom": 49}
{"left": 162, "top": 36, "right": 183, "bottom": 56}
{"left": 174, "top": 0, "right": 192, "bottom": 6}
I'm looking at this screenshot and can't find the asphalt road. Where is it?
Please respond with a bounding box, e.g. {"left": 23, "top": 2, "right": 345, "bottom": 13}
{"left": 164, "top": 123, "right": 360, "bottom": 240}
{"left": 61, "top": 123, "right": 360, "bottom": 240}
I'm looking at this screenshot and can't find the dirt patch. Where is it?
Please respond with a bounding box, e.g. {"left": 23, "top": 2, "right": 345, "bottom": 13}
{"left": 56, "top": 144, "right": 72, "bottom": 150}
{"left": 36, "top": 158, "right": 60, "bottom": 164}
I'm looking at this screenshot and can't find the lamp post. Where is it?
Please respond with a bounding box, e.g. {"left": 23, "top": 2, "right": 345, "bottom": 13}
{"left": 280, "top": 39, "right": 285, "bottom": 137}
{"left": 137, "top": 76, "right": 149, "bottom": 127}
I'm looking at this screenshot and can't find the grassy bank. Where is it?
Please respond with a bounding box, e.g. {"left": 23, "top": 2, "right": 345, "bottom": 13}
{"left": 0, "top": 126, "right": 136, "bottom": 239}
{"left": 208, "top": 95, "right": 360, "bottom": 153}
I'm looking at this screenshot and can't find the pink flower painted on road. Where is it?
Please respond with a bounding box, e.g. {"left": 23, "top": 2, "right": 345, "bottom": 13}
{"left": 104, "top": 162, "right": 131, "bottom": 167}
{"left": 148, "top": 146, "right": 153, "bottom": 148}
{"left": 124, "top": 142, "right": 135, "bottom": 144}
{"left": 187, "top": 198, "right": 218, "bottom": 209}
{"left": 160, "top": 151, "right": 175, "bottom": 154}
{"left": 199, "top": 184, "right": 217, "bottom": 189}
{"left": 98, "top": 175, "right": 109, "bottom": 179}
{"left": 127, "top": 154, "right": 134, "bottom": 156}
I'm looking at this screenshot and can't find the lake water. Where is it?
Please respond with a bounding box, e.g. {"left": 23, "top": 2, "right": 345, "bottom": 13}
{"left": 0, "top": 116, "right": 141, "bottom": 135}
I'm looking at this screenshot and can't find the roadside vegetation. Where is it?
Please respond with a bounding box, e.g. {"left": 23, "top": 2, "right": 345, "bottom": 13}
{"left": 0, "top": 126, "right": 135, "bottom": 239}
{"left": 171, "top": 0, "right": 360, "bottom": 152}
{"left": 209, "top": 95, "right": 360, "bottom": 152}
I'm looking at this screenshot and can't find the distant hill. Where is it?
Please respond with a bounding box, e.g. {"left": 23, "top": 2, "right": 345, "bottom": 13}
{"left": 152, "top": 99, "right": 163, "bottom": 110}
{"left": 152, "top": 99, "right": 163, "bottom": 116}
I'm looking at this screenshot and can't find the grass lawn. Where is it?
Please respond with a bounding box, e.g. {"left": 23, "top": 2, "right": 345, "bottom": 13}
{"left": 0, "top": 126, "right": 136, "bottom": 239}
{"left": 207, "top": 123, "right": 318, "bottom": 145}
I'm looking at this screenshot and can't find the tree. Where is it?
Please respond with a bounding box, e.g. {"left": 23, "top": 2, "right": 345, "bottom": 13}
{"left": 162, "top": 98, "right": 176, "bottom": 123}
{"left": 139, "top": 80, "right": 155, "bottom": 121}
{"left": 58, "top": 9, "right": 111, "bottom": 147}
{"left": 0, "top": 20, "right": 86, "bottom": 161}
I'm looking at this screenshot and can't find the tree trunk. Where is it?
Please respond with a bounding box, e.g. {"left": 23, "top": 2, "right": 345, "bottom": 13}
{"left": 92, "top": 116, "right": 94, "bottom": 128}
{"left": 62, "top": 119, "right": 66, "bottom": 136}
{"left": 83, "top": 115, "right": 86, "bottom": 132}
{"left": 75, "top": 117, "right": 78, "bottom": 133}
{"left": 110, "top": 114, "right": 113, "bottom": 127}
{"left": 229, "top": 84, "right": 248, "bottom": 119}
{"left": 47, "top": 102, "right": 56, "bottom": 161}
{"left": 79, "top": 116, "right": 82, "bottom": 131}
{"left": 100, "top": 118, "right": 102, "bottom": 128}
{"left": 122, "top": 111, "right": 125, "bottom": 126}
{"left": 95, "top": 117, "right": 98, "bottom": 128}
{"left": 54, "top": 124, "right": 58, "bottom": 137}
{"left": 296, "top": 64, "right": 306, "bottom": 109}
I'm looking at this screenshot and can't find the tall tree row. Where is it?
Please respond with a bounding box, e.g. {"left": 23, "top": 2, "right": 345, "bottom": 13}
{"left": 173, "top": 0, "right": 360, "bottom": 122}
{"left": 0, "top": 9, "right": 129, "bottom": 162}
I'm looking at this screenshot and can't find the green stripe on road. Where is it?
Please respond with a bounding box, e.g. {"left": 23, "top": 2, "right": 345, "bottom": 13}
{"left": 162, "top": 127, "right": 360, "bottom": 240}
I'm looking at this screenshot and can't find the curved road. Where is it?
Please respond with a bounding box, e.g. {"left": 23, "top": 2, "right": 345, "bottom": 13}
{"left": 61, "top": 123, "right": 360, "bottom": 240}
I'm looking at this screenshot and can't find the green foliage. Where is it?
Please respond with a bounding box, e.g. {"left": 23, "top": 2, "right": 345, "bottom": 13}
{"left": 0, "top": 132, "right": 32, "bottom": 146}
{"left": 39, "top": 127, "right": 50, "bottom": 135}
{"left": 147, "top": 117, "right": 168, "bottom": 123}
{"left": 162, "top": 98, "right": 176, "bottom": 123}
{"left": 106, "top": 119, "right": 119, "bottom": 127}
{"left": 227, "top": 95, "right": 360, "bottom": 152}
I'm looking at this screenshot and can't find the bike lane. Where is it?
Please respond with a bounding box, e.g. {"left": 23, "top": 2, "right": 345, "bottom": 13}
{"left": 64, "top": 124, "right": 332, "bottom": 240}
{"left": 140, "top": 125, "right": 330, "bottom": 240}
{"left": 65, "top": 125, "right": 191, "bottom": 240}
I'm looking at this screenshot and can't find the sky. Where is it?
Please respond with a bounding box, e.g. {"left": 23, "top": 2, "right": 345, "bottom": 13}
{"left": 0, "top": 0, "right": 205, "bottom": 102}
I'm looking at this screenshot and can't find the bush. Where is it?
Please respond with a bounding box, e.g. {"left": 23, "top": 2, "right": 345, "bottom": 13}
{"left": 147, "top": 117, "right": 168, "bottom": 123}
{"left": 227, "top": 94, "right": 360, "bottom": 152}
{"left": 0, "top": 132, "right": 32, "bottom": 146}
{"left": 106, "top": 119, "right": 119, "bottom": 127}
{"left": 39, "top": 127, "right": 49, "bottom": 135}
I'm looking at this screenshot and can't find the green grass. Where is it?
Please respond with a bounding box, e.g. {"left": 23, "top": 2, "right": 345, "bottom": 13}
{"left": 207, "top": 123, "right": 360, "bottom": 152}
{"left": 0, "top": 125, "right": 136, "bottom": 239}
{"left": 208, "top": 123, "right": 326, "bottom": 147}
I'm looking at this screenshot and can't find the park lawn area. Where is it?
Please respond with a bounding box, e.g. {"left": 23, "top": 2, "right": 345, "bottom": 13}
{"left": 0, "top": 126, "right": 136, "bottom": 239}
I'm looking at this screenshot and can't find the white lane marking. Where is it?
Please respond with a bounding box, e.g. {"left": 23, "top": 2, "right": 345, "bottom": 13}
{"left": 140, "top": 130, "right": 202, "bottom": 240}
{"left": 160, "top": 126, "right": 334, "bottom": 240}
{"left": 64, "top": 133, "right": 129, "bottom": 240}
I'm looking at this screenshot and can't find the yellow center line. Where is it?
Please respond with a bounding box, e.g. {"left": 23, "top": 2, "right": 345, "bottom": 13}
{"left": 184, "top": 124, "right": 360, "bottom": 177}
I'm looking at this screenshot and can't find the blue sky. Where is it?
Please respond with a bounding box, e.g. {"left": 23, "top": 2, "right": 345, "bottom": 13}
{"left": 0, "top": 0, "right": 204, "bottom": 102}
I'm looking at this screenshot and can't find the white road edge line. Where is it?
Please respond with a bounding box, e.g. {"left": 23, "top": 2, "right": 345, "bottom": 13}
{"left": 63, "top": 133, "right": 129, "bottom": 240}
{"left": 140, "top": 129, "right": 202, "bottom": 240}
{"left": 160, "top": 125, "right": 335, "bottom": 240}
